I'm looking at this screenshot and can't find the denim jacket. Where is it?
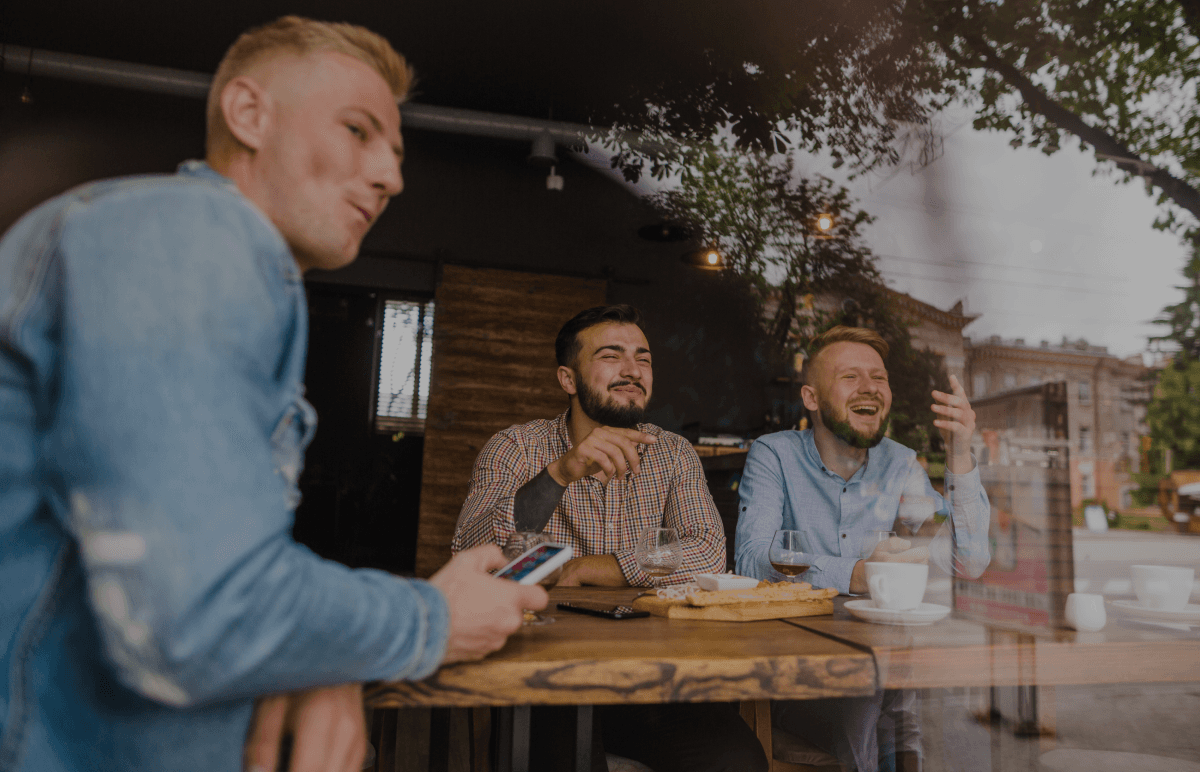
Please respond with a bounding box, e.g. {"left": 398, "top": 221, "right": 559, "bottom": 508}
{"left": 0, "top": 162, "right": 449, "bottom": 772}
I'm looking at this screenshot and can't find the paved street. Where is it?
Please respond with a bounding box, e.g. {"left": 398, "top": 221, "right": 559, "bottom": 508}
{"left": 919, "top": 529, "right": 1200, "bottom": 771}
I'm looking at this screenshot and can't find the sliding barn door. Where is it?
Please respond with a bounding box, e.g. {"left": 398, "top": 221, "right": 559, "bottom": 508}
{"left": 414, "top": 265, "right": 606, "bottom": 577}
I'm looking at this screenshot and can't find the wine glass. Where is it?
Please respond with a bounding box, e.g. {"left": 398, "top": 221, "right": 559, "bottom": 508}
{"left": 768, "top": 530, "right": 812, "bottom": 583}
{"left": 635, "top": 527, "right": 682, "bottom": 589}
{"left": 502, "top": 531, "right": 555, "bottom": 625}
{"left": 860, "top": 530, "right": 897, "bottom": 560}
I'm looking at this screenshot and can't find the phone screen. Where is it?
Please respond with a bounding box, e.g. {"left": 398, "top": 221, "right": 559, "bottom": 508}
{"left": 495, "top": 544, "right": 566, "bottom": 582}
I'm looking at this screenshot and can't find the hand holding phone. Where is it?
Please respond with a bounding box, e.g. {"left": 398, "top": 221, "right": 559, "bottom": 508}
{"left": 494, "top": 542, "right": 574, "bottom": 585}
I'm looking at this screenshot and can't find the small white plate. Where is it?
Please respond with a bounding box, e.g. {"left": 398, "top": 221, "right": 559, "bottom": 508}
{"left": 694, "top": 573, "right": 760, "bottom": 591}
{"left": 845, "top": 600, "right": 951, "bottom": 626}
{"left": 1111, "top": 600, "right": 1200, "bottom": 624}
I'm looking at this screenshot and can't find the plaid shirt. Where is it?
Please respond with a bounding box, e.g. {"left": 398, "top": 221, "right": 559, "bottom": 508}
{"left": 451, "top": 411, "right": 726, "bottom": 586}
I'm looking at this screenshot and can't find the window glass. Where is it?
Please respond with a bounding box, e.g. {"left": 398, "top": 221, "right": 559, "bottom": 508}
{"left": 375, "top": 300, "right": 435, "bottom": 433}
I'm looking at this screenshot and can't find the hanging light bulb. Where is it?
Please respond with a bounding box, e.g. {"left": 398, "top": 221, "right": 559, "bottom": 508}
{"left": 681, "top": 246, "right": 725, "bottom": 270}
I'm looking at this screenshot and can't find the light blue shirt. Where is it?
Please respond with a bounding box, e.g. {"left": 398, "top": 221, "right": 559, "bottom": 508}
{"left": 734, "top": 429, "right": 991, "bottom": 594}
{"left": 0, "top": 162, "right": 449, "bottom": 772}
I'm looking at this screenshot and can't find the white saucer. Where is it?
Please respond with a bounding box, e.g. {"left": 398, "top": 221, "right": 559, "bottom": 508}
{"left": 1111, "top": 600, "right": 1200, "bottom": 624}
{"left": 844, "top": 600, "right": 951, "bottom": 626}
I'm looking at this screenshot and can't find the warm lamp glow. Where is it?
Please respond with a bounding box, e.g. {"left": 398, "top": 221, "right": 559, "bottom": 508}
{"left": 706, "top": 251, "right": 719, "bottom": 265}
{"left": 816, "top": 213, "right": 834, "bottom": 231}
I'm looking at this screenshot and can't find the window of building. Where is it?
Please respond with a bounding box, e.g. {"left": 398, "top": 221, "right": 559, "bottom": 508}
{"left": 375, "top": 299, "right": 435, "bottom": 433}
{"left": 972, "top": 372, "right": 990, "bottom": 398}
{"left": 1082, "top": 472, "right": 1096, "bottom": 498}
{"left": 1079, "top": 426, "right": 1092, "bottom": 455}
{"left": 1078, "top": 380, "right": 1091, "bottom": 403}
{"left": 1003, "top": 372, "right": 1017, "bottom": 390}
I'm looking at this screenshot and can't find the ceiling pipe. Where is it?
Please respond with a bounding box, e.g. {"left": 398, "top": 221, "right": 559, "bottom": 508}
{"left": 0, "top": 44, "right": 658, "bottom": 154}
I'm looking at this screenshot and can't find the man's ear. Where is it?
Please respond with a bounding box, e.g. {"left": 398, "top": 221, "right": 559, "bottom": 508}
{"left": 221, "top": 76, "right": 273, "bottom": 152}
{"left": 557, "top": 365, "right": 578, "bottom": 396}
{"left": 800, "top": 384, "right": 820, "bottom": 412}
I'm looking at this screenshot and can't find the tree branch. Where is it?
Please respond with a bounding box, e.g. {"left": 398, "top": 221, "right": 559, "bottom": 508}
{"left": 958, "top": 32, "right": 1200, "bottom": 227}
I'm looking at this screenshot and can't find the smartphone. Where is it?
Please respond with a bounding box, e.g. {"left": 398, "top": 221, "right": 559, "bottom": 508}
{"left": 556, "top": 601, "right": 650, "bottom": 620}
{"left": 494, "top": 542, "right": 574, "bottom": 585}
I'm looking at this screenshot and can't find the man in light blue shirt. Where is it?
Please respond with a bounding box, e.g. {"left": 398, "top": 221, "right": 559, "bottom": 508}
{"left": 0, "top": 17, "right": 544, "bottom": 772}
{"left": 735, "top": 325, "right": 990, "bottom": 771}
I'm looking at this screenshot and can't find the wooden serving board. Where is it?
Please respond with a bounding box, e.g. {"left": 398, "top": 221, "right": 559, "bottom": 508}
{"left": 632, "top": 595, "right": 834, "bottom": 621}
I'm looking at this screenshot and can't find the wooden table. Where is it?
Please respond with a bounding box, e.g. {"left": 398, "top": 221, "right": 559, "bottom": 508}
{"left": 367, "top": 590, "right": 1200, "bottom": 771}
{"left": 369, "top": 587, "right": 874, "bottom": 707}
{"left": 366, "top": 587, "right": 876, "bottom": 771}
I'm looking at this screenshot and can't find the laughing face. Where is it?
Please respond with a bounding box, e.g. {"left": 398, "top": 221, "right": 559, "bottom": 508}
{"left": 564, "top": 322, "right": 653, "bottom": 429}
{"left": 802, "top": 341, "right": 892, "bottom": 449}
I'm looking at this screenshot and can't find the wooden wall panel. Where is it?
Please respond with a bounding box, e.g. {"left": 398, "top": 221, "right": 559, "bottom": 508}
{"left": 414, "top": 265, "right": 607, "bottom": 576}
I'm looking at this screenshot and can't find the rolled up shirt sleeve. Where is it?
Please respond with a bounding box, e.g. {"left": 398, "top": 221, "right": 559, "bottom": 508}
{"left": 929, "top": 460, "right": 992, "bottom": 579}
{"left": 613, "top": 442, "right": 726, "bottom": 586}
{"left": 48, "top": 187, "right": 450, "bottom": 708}
{"left": 451, "top": 431, "right": 530, "bottom": 554}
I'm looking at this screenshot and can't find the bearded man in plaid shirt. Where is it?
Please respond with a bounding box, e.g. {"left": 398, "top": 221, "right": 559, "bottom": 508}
{"left": 452, "top": 304, "right": 728, "bottom": 587}
{"left": 451, "top": 304, "right": 767, "bottom": 772}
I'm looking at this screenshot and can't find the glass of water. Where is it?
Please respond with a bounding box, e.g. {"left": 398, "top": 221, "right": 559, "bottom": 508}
{"left": 635, "top": 527, "right": 682, "bottom": 588}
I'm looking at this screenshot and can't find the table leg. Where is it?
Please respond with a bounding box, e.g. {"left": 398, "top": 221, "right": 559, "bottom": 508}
{"left": 512, "top": 705, "right": 531, "bottom": 772}
{"left": 574, "top": 705, "right": 593, "bottom": 772}
{"left": 430, "top": 707, "right": 451, "bottom": 772}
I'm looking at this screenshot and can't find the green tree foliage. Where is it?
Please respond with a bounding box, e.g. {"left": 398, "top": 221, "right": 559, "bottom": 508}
{"left": 1151, "top": 246, "right": 1200, "bottom": 359}
{"left": 595, "top": 3, "right": 1200, "bottom": 245}
{"left": 647, "top": 139, "right": 950, "bottom": 450}
{"left": 905, "top": 0, "right": 1200, "bottom": 240}
{"left": 1147, "top": 359, "right": 1200, "bottom": 469}
{"left": 646, "top": 138, "right": 880, "bottom": 354}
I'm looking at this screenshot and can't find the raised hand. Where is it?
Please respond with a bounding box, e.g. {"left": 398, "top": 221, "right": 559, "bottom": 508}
{"left": 931, "top": 374, "right": 977, "bottom": 474}
{"left": 547, "top": 426, "right": 657, "bottom": 486}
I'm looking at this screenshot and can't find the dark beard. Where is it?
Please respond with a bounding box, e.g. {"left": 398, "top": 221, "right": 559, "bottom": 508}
{"left": 576, "top": 376, "right": 647, "bottom": 429}
{"left": 819, "top": 401, "right": 889, "bottom": 449}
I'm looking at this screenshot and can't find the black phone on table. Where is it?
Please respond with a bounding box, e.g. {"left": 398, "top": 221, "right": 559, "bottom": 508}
{"left": 556, "top": 601, "right": 649, "bottom": 619}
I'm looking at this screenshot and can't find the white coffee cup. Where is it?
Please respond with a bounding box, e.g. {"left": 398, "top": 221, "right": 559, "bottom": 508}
{"left": 1131, "top": 565, "right": 1194, "bottom": 611}
{"left": 865, "top": 562, "right": 928, "bottom": 611}
{"left": 1064, "top": 593, "right": 1106, "bottom": 632}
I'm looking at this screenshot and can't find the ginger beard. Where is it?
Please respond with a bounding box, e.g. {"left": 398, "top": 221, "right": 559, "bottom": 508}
{"left": 817, "top": 394, "right": 890, "bottom": 449}
{"left": 575, "top": 372, "right": 648, "bottom": 429}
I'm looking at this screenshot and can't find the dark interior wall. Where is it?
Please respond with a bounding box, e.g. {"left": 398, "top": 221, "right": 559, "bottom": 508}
{"left": 315, "top": 128, "right": 780, "bottom": 435}
{"left": 1, "top": 74, "right": 778, "bottom": 434}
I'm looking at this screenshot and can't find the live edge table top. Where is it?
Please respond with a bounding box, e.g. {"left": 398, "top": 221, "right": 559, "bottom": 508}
{"left": 366, "top": 587, "right": 876, "bottom": 708}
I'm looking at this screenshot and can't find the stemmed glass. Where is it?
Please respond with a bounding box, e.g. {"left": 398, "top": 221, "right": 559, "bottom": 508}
{"left": 635, "top": 527, "right": 683, "bottom": 589}
{"left": 502, "top": 531, "right": 555, "bottom": 625}
{"left": 768, "top": 530, "right": 812, "bottom": 583}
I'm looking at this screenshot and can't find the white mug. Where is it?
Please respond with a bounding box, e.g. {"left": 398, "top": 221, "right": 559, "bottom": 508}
{"left": 1131, "top": 565, "right": 1194, "bottom": 611}
{"left": 1064, "top": 593, "right": 1106, "bottom": 632}
{"left": 865, "top": 562, "right": 928, "bottom": 611}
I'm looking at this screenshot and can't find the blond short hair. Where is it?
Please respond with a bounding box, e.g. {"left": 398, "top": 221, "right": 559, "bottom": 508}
{"left": 205, "top": 16, "right": 413, "bottom": 156}
{"left": 804, "top": 325, "right": 890, "bottom": 382}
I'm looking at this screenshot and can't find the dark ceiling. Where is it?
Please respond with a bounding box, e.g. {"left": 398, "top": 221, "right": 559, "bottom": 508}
{"left": 3, "top": 0, "right": 759, "bottom": 124}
